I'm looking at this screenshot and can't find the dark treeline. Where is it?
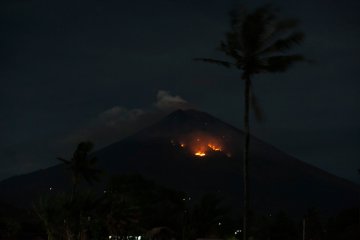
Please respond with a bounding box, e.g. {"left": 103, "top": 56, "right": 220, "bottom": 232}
{"left": 0, "top": 141, "right": 359, "bottom": 239}
{"left": 0, "top": 174, "right": 359, "bottom": 239}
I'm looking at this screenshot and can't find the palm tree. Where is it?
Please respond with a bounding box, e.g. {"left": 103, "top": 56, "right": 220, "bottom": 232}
{"left": 57, "top": 141, "right": 102, "bottom": 201}
{"left": 195, "top": 5, "right": 305, "bottom": 240}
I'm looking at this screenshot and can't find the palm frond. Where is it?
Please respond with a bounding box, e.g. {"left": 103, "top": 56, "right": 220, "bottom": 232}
{"left": 263, "top": 54, "right": 304, "bottom": 72}
{"left": 229, "top": 7, "right": 247, "bottom": 29}
{"left": 194, "top": 58, "right": 232, "bottom": 68}
{"left": 260, "top": 32, "right": 304, "bottom": 55}
{"left": 240, "top": 5, "right": 278, "bottom": 53}
{"left": 219, "top": 38, "right": 244, "bottom": 67}
{"left": 59, "top": 141, "right": 101, "bottom": 189}
{"left": 262, "top": 18, "right": 300, "bottom": 44}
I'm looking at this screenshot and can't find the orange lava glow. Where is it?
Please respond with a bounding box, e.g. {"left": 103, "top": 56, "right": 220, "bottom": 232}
{"left": 195, "top": 151, "right": 206, "bottom": 157}
{"left": 208, "top": 144, "right": 221, "bottom": 151}
{"left": 175, "top": 132, "right": 229, "bottom": 157}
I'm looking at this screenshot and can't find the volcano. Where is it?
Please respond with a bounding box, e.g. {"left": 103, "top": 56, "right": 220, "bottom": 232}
{"left": 0, "top": 109, "right": 359, "bottom": 215}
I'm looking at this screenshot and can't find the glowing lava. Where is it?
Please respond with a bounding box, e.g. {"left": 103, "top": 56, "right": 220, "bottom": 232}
{"left": 208, "top": 144, "right": 221, "bottom": 151}
{"left": 195, "top": 151, "right": 206, "bottom": 157}
{"left": 176, "top": 133, "right": 227, "bottom": 157}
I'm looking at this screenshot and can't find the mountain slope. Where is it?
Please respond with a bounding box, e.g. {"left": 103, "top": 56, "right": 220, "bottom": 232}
{"left": 0, "top": 109, "right": 359, "bottom": 215}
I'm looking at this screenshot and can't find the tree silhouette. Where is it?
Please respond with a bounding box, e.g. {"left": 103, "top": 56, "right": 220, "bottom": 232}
{"left": 195, "top": 5, "right": 305, "bottom": 240}
{"left": 34, "top": 194, "right": 68, "bottom": 240}
{"left": 57, "top": 141, "right": 102, "bottom": 201}
{"left": 104, "top": 174, "right": 185, "bottom": 238}
{"left": 187, "top": 193, "right": 230, "bottom": 239}
{"left": 34, "top": 192, "right": 101, "bottom": 240}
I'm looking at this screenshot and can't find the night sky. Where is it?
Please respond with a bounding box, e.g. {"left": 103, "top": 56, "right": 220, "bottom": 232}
{"left": 1, "top": 0, "right": 359, "bottom": 183}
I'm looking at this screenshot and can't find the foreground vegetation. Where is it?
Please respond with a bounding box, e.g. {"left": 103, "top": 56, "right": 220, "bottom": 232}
{"left": 0, "top": 174, "right": 359, "bottom": 239}
{"left": 0, "top": 142, "right": 358, "bottom": 239}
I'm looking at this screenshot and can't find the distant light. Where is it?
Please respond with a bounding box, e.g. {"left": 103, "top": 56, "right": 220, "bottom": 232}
{"left": 218, "top": 222, "right": 222, "bottom": 226}
{"left": 49, "top": 187, "right": 53, "bottom": 191}
{"left": 188, "top": 197, "right": 191, "bottom": 201}
{"left": 104, "top": 190, "right": 107, "bottom": 194}
{"left": 109, "top": 236, "right": 112, "bottom": 239}
{"left": 182, "top": 198, "right": 186, "bottom": 201}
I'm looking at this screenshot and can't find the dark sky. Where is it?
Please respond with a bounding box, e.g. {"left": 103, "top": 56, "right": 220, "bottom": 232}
{"left": 1, "top": 0, "right": 359, "bottom": 183}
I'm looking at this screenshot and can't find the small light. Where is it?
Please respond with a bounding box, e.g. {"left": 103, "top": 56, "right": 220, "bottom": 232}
{"left": 109, "top": 236, "right": 112, "bottom": 239}
{"left": 188, "top": 197, "right": 191, "bottom": 201}
{"left": 49, "top": 187, "right": 52, "bottom": 191}
{"left": 218, "top": 222, "right": 222, "bottom": 226}
{"left": 104, "top": 190, "right": 107, "bottom": 194}
{"left": 182, "top": 198, "right": 186, "bottom": 201}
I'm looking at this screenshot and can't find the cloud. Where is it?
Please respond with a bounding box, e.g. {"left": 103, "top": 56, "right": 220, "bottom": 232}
{"left": 0, "top": 90, "right": 193, "bottom": 180}
{"left": 155, "top": 90, "right": 190, "bottom": 110}
{"left": 61, "top": 90, "right": 192, "bottom": 149}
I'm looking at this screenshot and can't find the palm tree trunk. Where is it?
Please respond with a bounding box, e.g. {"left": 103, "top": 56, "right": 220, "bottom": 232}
{"left": 71, "top": 176, "right": 78, "bottom": 202}
{"left": 243, "top": 76, "right": 251, "bottom": 240}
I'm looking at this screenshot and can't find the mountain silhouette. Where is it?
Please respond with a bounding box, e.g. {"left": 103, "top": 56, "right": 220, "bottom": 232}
{"left": 0, "top": 109, "right": 359, "bottom": 215}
